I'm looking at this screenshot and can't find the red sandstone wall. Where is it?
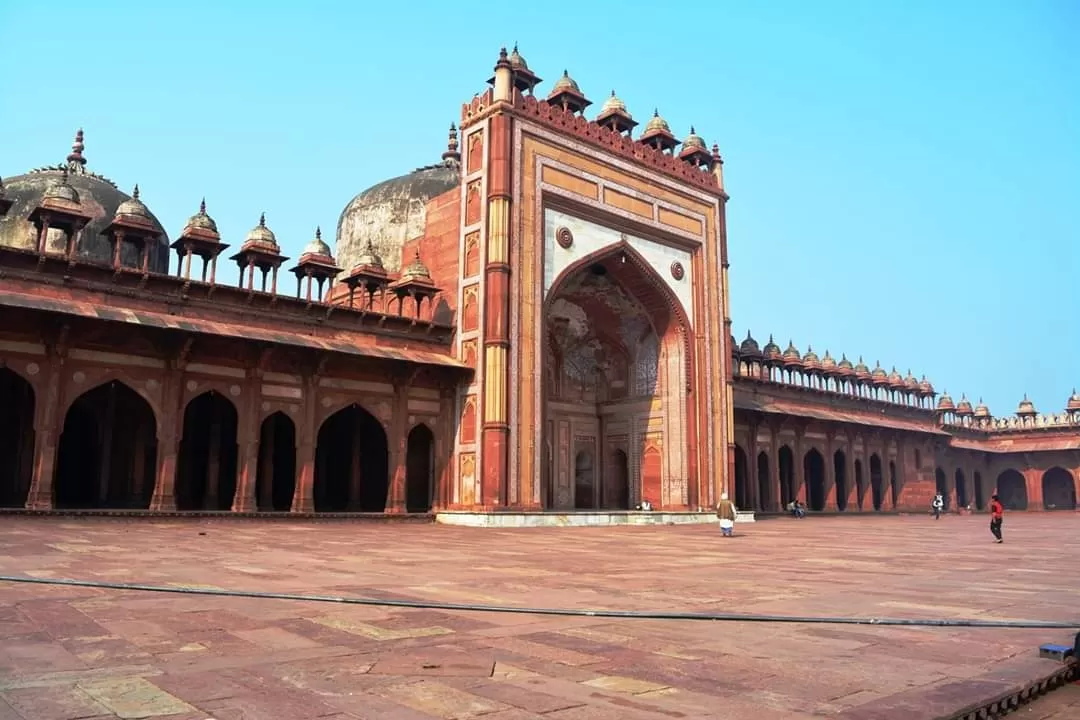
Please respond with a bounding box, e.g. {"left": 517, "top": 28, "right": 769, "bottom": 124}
{"left": 400, "top": 188, "right": 461, "bottom": 317}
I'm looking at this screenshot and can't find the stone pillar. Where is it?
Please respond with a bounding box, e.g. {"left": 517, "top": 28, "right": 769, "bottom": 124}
{"left": 433, "top": 384, "right": 455, "bottom": 511}
{"left": 25, "top": 346, "right": 66, "bottom": 510}
{"left": 480, "top": 111, "right": 512, "bottom": 509}
{"left": 257, "top": 421, "right": 274, "bottom": 510}
{"left": 824, "top": 435, "right": 837, "bottom": 510}
{"left": 291, "top": 374, "right": 319, "bottom": 513}
{"left": 794, "top": 431, "right": 807, "bottom": 504}
{"left": 232, "top": 374, "right": 260, "bottom": 513}
{"left": 769, "top": 427, "right": 781, "bottom": 511}
{"left": 150, "top": 369, "right": 182, "bottom": 511}
{"left": 385, "top": 381, "right": 409, "bottom": 513}
{"left": 1023, "top": 467, "right": 1043, "bottom": 511}
{"left": 844, "top": 438, "right": 856, "bottom": 510}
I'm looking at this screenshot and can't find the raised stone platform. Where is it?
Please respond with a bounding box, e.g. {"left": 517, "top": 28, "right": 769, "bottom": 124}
{"left": 0, "top": 513, "right": 1075, "bottom": 719}
{"left": 436, "top": 509, "right": 756, "bottom": 527}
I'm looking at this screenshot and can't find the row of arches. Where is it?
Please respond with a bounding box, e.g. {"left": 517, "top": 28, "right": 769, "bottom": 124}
{"left": 733, "top": 445, "right": 898, "bottom": 512}
{"left": 0, "top": 369, "right": 436, "bottom": 512}
{"left": 934, "top": 467, "right": 1076, "bottom": 511}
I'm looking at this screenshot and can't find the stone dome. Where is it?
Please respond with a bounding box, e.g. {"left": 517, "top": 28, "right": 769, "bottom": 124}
{"left": 739, "top": 331, "right": 761, "bottom": 357}
{"left": 336, "top": 161, "right": 460, "bottom": 275}
{"left": 244, "top": 213, "right": 279, "bottom": 251}
{"left": 837, "top": 354, "right": 855, "bottom": 375}
{"left": 682, "top": 127, "right": 707, "bottom": 151}
{"left": 645, "top": 110, "right": 671, "bottom": 134}
{"left": 974, "top": 398, "right": 991, "bottom": 418}
{"left": 601, "top": 91, "right": 629, "bottom": 117}
{"left": 955, "top": 395, "right": 974, "bottom": 416}
{"left": 0, "top": 130, "right": 169, "bottom": 271}
{"left": 801, "top": 346, "right": 821, "bottom": 370}
{"left": 552, "top": 70, "right": 581, "bottom": 94}
{"left": 762, "top": 335, "right": 782, "bottom": 362}
{"left": 937, "top": 391, "right": 955, "bottom": 411}
{"left": 1016, "top": 395, "right": 1037, "bottom": 416}
{"left": 302, "top": 227, "right": 332, "bottom": 258}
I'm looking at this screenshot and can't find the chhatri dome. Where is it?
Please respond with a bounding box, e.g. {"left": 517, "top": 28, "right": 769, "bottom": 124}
{"left": 0, "top": 130, "right": 169, "bottom": 271}
{"left": 336, "top": 124, "right": 461, "bottom": 275}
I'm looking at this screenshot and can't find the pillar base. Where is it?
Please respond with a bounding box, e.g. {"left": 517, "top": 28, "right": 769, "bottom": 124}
{"left": 149, "top": 494, "right": 176, "bottom": 512}
{"left": 290, "top": 499, "right": 314, "bottom": 514}
{"left": 24, "top": 493, "right": 53, "bottom": 510}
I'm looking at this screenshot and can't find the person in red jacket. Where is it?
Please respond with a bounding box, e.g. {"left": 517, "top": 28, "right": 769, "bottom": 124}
{"left": 989, "top": 494, "right": 1004, "bottom": 543}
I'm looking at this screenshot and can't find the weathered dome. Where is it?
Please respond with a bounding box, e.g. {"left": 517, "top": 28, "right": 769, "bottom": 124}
{"left": 918, "top": 375, "right": 934, "bottom": 396}
{"left": 955, "top": 395, "right": 974, "bottom": 416}
{"left": 974, "top": 398, "right": 991, "bottom": 418}
{"left": 400, "top": 249, "right": 432, "bottom": 281}
{"left": 782, "top": 340, "right": 802, "bottom": 366}
{"left": 888, "top": 366, "right": 906, "bottom": 389}
{"left": 762, "top": 334, "right": 781, "bottom": 361}
{"left": 682, "top": 127, "right": 707, "bottom": 151}
{"left": 508, "top": 45, "right": 529, "bottom": 69}
{"left": 244, "top": 213, "right": 279, "bottom": 250}
{"left": 739, "top": 331, "right": 761, "bottom": 357}
{"left": 1016, "top": 395, "right": 1037, "bottom": 416}
{"left": 601, "top": 91, "right": 629, "bottom": 116}
{"left": 0, "top": 130, "right": 169, "bottom": 271}
{"left": 936, "top": 391, "right": 955, "bottom": 411}
{"left": 854, "top": 357, "right": 871, "bottom": 379}
{"left": 645, "top": 110, "right": 671, "bottom": 134}
{"left": 183, "top": 199, "right": 218, "bottom": 234}
{"left": 820, "top": 350, "right": 837, "bottom": 374}
{"left": 904, "top": 369, "right": 920, "bottom": 390}
{"left": 802, "top": 345, "right": 820, "bottom": 370}
{"left": 302, "top": 227, "right": 332, "bottom": 257}
{"left": 837, "top": 354, "right": 855, "bottom": 375}
{"left": 336, "top": 161, "right": 460, "bottom": 275}
{"left": 114, "top": 185, "right": 152, "bottom": 221}
{"left": 552, "top": 70, "right": 581, "bottom": 94}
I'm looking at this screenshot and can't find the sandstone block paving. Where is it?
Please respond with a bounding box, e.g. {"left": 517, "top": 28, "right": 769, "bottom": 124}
{"left": 0, "top": 514, "right": 1077, "bottom": 719}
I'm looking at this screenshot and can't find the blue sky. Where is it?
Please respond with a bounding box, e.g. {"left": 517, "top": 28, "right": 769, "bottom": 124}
{"left": 1, "top": 1, "right": 1076, "bottom": 416}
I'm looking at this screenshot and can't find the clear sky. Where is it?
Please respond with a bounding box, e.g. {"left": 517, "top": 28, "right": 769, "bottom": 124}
{"left": 1, "top": 1, "right": 1076, "bottom": 417}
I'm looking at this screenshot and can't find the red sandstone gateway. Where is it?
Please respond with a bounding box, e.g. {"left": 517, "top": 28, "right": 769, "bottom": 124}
{"left": 0, "top": 46, "right": 1077, "bottom": 522}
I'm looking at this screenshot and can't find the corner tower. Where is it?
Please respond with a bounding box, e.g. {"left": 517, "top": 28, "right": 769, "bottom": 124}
{"left": 450, "top": 47, "right": 733, "bottom": 513}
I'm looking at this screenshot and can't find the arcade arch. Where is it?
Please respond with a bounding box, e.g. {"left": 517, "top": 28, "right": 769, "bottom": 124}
{"left": 834, "top": 450, "right": 847, "bottom": 511}
{"left": 869, "top": 454, "right": 884, "bottom": 511}
{"left": 995, "top": 469, "right": 1027, "bottom": 510}
{"left": 541, "top": 243, "right": 693, "bottom": 511}
{"left": 804, "top": 448, "right": 825, "bottom": 511}
{"left": 406, "top": 424, "right": 435, "bottom": 513}
{"left": 176, "top": 391, "right": 238, "bottom": 511}
{"left": 756, "top": 451, "right": 770, "bottom": 512}
{"left": 733, "top": 445, "right": 750, "bottom": 510}
{"left": 1041, "top": 467, "right": 1076, "bottom": 511}
{"left": 55, "top": 381, "right": 158, "bottom": 509}
{"left": 315, "top": 403, "right": 388, "bottom": 512}
{"left": 256, "top": 412, "right": 296, "bottom": 512}
{"left": 0, "top": 369, "right": 35, "bottom": 508}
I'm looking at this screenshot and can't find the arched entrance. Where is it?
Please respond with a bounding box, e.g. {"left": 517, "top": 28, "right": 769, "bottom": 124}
{"left": 869, "top": 454, "right": 884, "bottom": 511}
{"left": 574, "top": 450, "right": 595, "bottom": 509}
{"left": 0, "top": 369, "right": 35, "bottom": 507}
{"left": 756, "top": 451, "right": 770, "bottom": 512}
{"left": 176, "top": 391, "right": 238, "bottom": 511}
{"left": 733, "top": 445, "right": 750, "bottom": 510}
{"left": 935, "top": 468, "right": 949, "bottom": 510}
{"left": 804, "top": 449, "right": 826, "bottom": 511}
{"left": 256, "top": 412, "right": 296, "bottom": 512}
{"left": 608, "top": 449, "right": 630, "bottom": 510}
{"left": 405, "top": 424, "right": 434, "bottom": 513}
{"left": 542, "top": 243, "right": 693, "bottom": 511}
{"left": 995, "top": 469, "right": 1027, "bottom": 510}
{"left": 1041, "top": 467, "right": 1076, "bottom": 510}
{"left": 315, "top": 404, "right": 388, "bottom": 512}
{"left": 854, "top": 459, "right": 865, "bottom": 510}
{"left": 55, "top": 381, "right": 158, "bottom": 509}
{"left": 955, "top": 469, "right": 968, "bottom": 509}
{"left": 778, "top": 445, "right": 795, "bottom": 507}
{"left": 834, "top": 450, "right": 847, "bottom": 511}
{"left": 974, "top": 471, "right": 985, "bottom": 510}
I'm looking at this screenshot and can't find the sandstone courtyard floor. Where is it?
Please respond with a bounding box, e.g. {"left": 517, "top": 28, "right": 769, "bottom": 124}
{"left": 0, "top": 514, "right": 1077, "bottom": 720}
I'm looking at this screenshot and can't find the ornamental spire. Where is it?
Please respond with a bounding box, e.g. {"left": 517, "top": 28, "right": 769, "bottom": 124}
{"left": 66, "top": 128, "right": 87, "bottom": 172}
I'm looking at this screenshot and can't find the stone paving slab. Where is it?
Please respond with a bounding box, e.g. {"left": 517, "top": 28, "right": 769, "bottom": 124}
{"left": 0, "top": 513, "right": 1077, "bottom": 719}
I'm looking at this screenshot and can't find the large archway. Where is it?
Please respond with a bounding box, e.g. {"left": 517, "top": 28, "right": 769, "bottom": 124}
{"left": 1041, "top": 467, "right": 1076, "bottom": 511}
{"left": 733, "top": 445, "right": 750, "bottom": 510}
{"left": 756, "top": 451, "right": 770, "bottom": 512}
{"left": 834, "top": 450, "right": 847, "bottom": 511}
{"left": 315, "top": 404, "right": 388, "bottom": 512}
{"left": 804, "top": 449, "right": 826, "bottom": 511}
{"left": 869, "top": 454, "right": 884, "bottom": 511}
{"left": 406, "top": 424, "right": 435, "bottom": 513}
{"left": 0, "top": 369, "right": 35, "bottom": 508}
{"left": 541, "top": 243, "right": 693, "bottom": 511}
{"left": 256, "top": 412, "right": 296, "bottom": 512}
{"left": 607, "top": 449, "right": 630, "bottom": 510}
{"left": 995, "top": 469, "right": 1027, "bottom": 510}
{"left": 778, "top": 445, "right": 795, "bottom": 508}
{"left": 55, "top": 381, "right": 158, "bottom": 509}
{"left": 176, "top": 391, "right": 239, "bottom": 511}
{"left": 955, "top": 469, "right": 968, "bottom": 509}
{"left": 574, "top": 450, "right": 596, "bottom": 509}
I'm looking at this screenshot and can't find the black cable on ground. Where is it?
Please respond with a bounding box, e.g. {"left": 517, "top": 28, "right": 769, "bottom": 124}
{"left": 1, "top": 574, "right": 1077, "bottom": 630}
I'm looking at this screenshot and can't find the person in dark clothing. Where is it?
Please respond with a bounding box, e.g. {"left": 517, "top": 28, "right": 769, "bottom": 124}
{"left": 989, "top": 494, "right": 1004, "bottom": 543}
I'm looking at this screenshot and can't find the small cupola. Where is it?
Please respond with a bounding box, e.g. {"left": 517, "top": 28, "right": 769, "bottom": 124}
{"left": 596, "top": 91, "right": 637, "bottom": 136}
{"left": 638, "top": 110, "right": 679, "bottom": 153}
{"left": 678, "top": 127, "right": 712, "bottom": 168}
{"left": 172, "top": 199, "right": 229, "bottom": 284}
{"left": 342, "top": 237, "right": 390, "bottom": 310}
{"left": 230, "top": 212, "right": 289, "bottom": 294}
{"left": 102, "top": 185, "right": 162, "bottom": 273}
{"left": 28, "top": 169, "right": 94, "bottom": 259}
{"left": 546, "top": 70, "right": 591, "bottom": 115}
{"left": 290, "top": 227, "right": 341, "bottom": 303}
{"left": 487, "top": 44, "right": 542, "bottom": 95}
{"left": 388, "top": 247, "right": 440, "bottom": 318}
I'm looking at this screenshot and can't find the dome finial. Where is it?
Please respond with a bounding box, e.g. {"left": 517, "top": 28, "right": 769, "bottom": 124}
{"left": 132, "top": 184, "right": 140, "bottom": 200}
{"left": 316, "top": 226, "right": 322, "bottom": 240}
{"left": 259, "top": 212, "right": 266, "bottom": 227}
{"left": 66, "top": 128, "right": 87, "bottom": 171}
{"left": 199, "top": 198, "right": 207, "bottom": 214}
{"left": 443, "top": 122, "right": 461, "bottom": 165}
